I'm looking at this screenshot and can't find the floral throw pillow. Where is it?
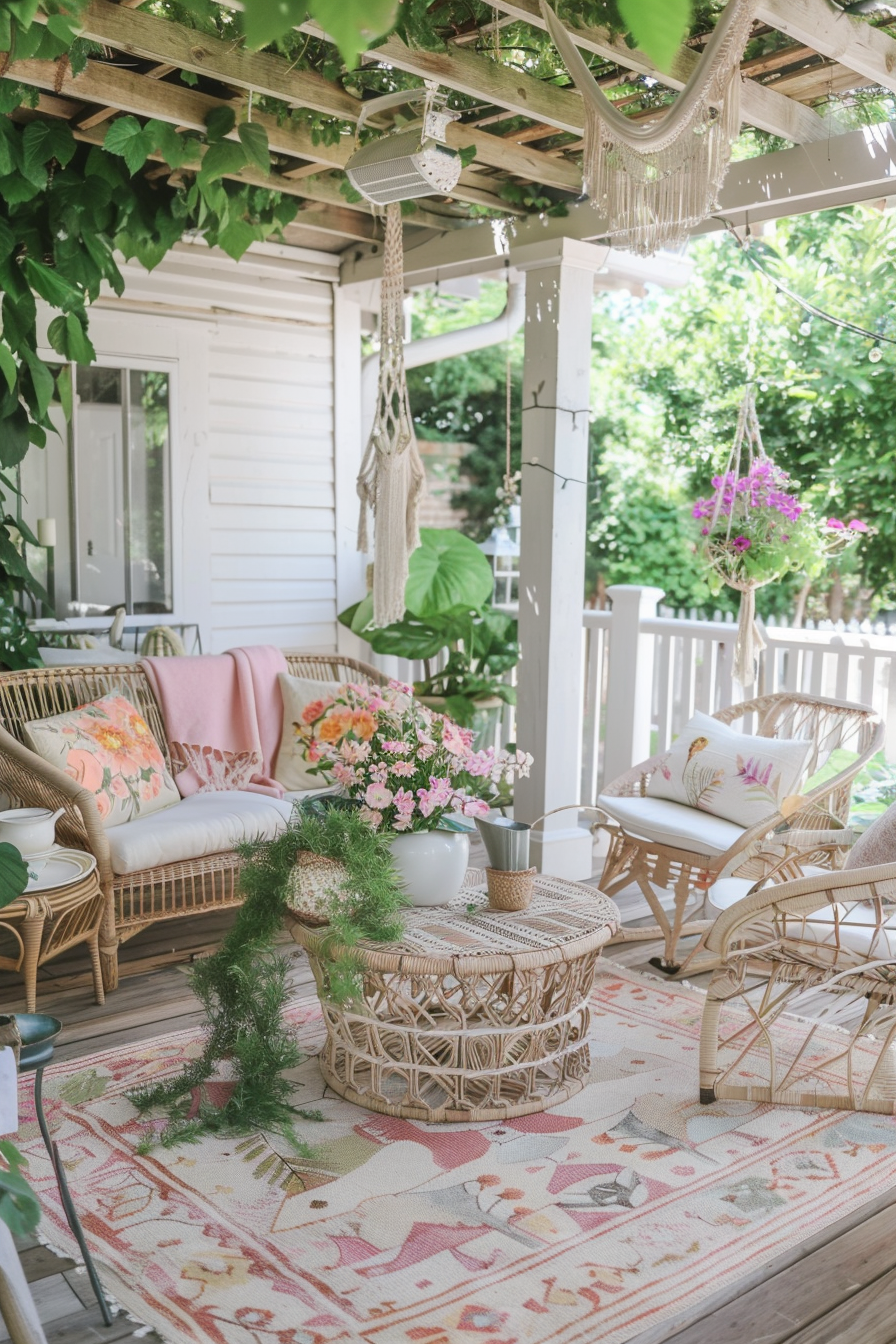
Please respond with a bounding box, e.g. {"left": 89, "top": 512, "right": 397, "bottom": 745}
{"left": 274, "top": 674, "right": 346, "bottom": 791}
{"left": 24, "top": 691, "right": 180, "bottom": 828}
{"left": 647, "top": 710, "right": 812, "bottom": 830}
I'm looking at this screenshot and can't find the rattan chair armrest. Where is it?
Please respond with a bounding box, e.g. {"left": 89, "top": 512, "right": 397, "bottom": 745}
{"left": 600, "top": 749, "right": 677, "bottom": 799}
{"left": 0, "top": 721, "right": 111, "bottom": 877}
{"left": 705, "top": 861, "right": 896, "bottom": 956}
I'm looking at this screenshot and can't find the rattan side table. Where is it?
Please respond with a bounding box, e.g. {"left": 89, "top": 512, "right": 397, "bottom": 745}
{"left": 0, "top": 861, "right": 105, "bottom": 1013}
{"left": 290, "top": 873, "right": 619, "bottom": 1123}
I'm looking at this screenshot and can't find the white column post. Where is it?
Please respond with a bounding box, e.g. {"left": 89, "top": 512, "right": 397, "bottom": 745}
{"left": 511, "top": 238, "right": 611, "bottom": 879}
{"left": 602, "top": 584, "right": 664, "bottom": 786}
{"left": 332, "top": 286, "right": 368, "bottom": 659}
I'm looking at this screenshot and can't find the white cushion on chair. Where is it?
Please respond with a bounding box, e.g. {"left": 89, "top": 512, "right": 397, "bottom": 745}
{"left": 598, "top": 794, "right": 745, "bottom": 858}
{"left": 107, "top": 789, "right": 321, "bottom": 875}
{"left": 708, "top": 867, "right": 828, "bottom": 912}
{"left": 791, "top": 904, "right": 896, "bottom": 959}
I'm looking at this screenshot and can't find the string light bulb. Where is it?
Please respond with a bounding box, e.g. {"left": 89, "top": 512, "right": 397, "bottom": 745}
{"left": 869, "top": 342, "right": 883, "bottom": 363}
{"left": 799, "top": 319, "right": 812, "bottom": 336}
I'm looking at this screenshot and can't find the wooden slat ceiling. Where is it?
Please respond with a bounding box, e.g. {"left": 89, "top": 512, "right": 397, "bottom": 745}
{"left": 6, "top": 0, "right": 896, "bottom": 254}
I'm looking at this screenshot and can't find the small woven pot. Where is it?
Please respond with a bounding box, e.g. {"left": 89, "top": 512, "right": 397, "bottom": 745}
{"left": 485, "top": 866, "right": 536, "bottom": 912}
{"left": 285, "top": 851, "right": 353, "bottom": 926}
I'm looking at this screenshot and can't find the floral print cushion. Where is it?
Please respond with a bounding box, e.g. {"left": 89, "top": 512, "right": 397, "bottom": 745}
{"left": 24, "top": 692, "right": 181, "bottom": 828}
{"left": 646, "top": 709, "right": 812, "bottom": 830}
{"left": 274, "top": 673, "right": 343, "bottom": 791}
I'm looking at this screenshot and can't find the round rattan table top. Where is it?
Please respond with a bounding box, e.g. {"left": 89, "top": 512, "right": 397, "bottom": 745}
{"left": 293, "top": 871, "right": 620, "bottom": 976}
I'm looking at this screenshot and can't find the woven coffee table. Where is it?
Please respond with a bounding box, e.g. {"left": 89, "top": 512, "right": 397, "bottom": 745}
{"left": 291, "top": 872, "right": 619, "bottom": 1123}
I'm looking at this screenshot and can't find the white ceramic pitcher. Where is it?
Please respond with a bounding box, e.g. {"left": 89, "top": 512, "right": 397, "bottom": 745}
{"left": 0, "top": 807, "right": 64, "bottom": 856}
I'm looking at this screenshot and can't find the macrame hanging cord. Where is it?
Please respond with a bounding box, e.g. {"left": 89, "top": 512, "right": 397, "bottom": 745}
{"left": 705, "top": 383, "right": 768, "bottom": 688}
{"left": 357, "top": 201, "right": 426, "bottom": 628}
{"left": 540, "top": 0, "right": 756, "bottom": 255}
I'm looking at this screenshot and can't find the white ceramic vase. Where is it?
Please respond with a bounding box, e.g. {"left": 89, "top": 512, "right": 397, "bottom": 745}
{"left": 389, "top": 830, "right": 470, "bottom": 907}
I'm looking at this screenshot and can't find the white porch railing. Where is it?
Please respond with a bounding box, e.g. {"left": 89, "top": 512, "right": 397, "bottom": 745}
{"left": 367, "top": 585, "right": 896, "bottom": 800}
{"left": 582, "top": 586, "right": 896, "bottom": 802}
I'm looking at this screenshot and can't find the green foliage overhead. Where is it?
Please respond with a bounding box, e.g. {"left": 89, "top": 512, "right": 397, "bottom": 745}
{"left": 617, "top": 0, "right": 692, "bottom": 72}
{"left": 130, "top": 801, "right": 406, "bottom": 1147}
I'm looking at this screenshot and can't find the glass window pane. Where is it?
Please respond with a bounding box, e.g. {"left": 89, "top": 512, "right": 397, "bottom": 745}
{"left": 128, "top": 370, "right": 172, "bottom": 614}
{"left": 74, "top": 367, "right": 125, "bottom": 614}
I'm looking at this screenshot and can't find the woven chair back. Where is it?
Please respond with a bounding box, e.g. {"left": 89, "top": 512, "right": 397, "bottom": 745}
{"left": 0, "top": 653, "right": 386, "bottom": 764}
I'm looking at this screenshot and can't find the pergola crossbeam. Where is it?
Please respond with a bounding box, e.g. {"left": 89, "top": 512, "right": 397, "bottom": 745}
{"left": 755, "top": 0, "right": 896, "bottom": 97}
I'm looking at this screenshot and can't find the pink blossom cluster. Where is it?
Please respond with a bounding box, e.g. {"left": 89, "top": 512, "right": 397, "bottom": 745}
{"left": 693, "top": 460, "right": 804, "bottom": 526}
{"left": 313, "top": 679, "right": 533, "bottom": 834}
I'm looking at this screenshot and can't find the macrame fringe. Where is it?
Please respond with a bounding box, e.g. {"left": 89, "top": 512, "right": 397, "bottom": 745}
{"left": 356, "top": 201, "right": 426, "bottom": 627}
{"left": 543, "top": 0, "right": 756, "bottom": 256}
{"left": 733, "top": 585, "right": 766, "bottom": 689}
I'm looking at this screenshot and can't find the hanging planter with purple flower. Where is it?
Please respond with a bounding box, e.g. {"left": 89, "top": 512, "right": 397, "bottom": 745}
{"left": 693, "top": 387, "right": 869, "bottom": 687}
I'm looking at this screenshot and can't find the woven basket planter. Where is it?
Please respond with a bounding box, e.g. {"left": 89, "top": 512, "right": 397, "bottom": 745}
{"left": 284, "top": 851, "right": 354, "bottom": 926}
{"left": 486, "top": 866, "right": 536, "bottom": 912}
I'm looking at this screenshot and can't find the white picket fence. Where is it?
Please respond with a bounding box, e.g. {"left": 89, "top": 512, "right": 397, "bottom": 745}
{"left": 369, "top": 585, "right": 896, "bottom": 799}
{"left": 582, "top": 588, "right": 896, "bottom": 802}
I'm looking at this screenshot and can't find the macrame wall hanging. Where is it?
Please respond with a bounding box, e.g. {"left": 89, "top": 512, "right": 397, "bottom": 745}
{"left": 540, "top": 0, "right": 757, "bottom": 255}
{"left": 356, "top": 201, "right": 426, "bottom": 628}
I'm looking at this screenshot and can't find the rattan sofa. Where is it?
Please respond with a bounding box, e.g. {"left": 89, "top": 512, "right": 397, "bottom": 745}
{"left": 0, "top": 655, "right": 385, "bottom": 992}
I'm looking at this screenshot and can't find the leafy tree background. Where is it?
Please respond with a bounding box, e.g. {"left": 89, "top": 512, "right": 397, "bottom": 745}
{"left": 407, "top": 205, "right": 896, "bottom": 622}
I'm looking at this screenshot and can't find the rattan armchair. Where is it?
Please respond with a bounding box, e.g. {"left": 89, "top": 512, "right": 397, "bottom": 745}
{"left": 598, "top": 692, "right": 884, "bottom": 972}
{"left": 699, "top": 861, "right": 896, "bottom": 1114}
{"left": 0, "top": 655, "right": 385, "bottom": 993}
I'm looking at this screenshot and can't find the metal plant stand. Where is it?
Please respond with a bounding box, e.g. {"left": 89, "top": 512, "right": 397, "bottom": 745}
{"left": 16, "top": 1014, "right": 113, "bottom": 1328}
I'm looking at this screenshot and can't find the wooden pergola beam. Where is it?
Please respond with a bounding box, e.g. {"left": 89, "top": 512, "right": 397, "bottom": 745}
{"left": 4, "top": 57, "right": 510, "bottom": 217}
{"left": 69, "top": 0, "right": 581, "bottom": 194}
{"left": 755, "top": 0, "right": 896, "bottom": 96}
{"left": 483, "top": 0, "right": 832, "bottom": 143}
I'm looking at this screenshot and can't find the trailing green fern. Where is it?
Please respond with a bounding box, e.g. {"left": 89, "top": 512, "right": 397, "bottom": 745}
{"left": 129, "top": 799, "right": 406, "bottom": 1147}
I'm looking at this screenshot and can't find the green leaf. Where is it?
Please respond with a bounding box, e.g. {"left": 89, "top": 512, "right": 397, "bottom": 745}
{"left": 0, "top": 342, "right": 16, "bottom": 394}
{"left": 216, "top": 217, "right": 257, "bottom": 260}
{"left": 21, "top": 347, "right": 54, "bottom": 419}
{"left": 617, "top": 0, "right": 692, "bottom": 74}
{"left": 456, "top": 144, "right": 477, "bottom": 170}
{"left": 103, "top": 115, "right": 152, "bottom": 174}
{"left": 237, "top": 120, "right": 270, "bottom": 175}
{"left": 204, "top": 105, "right": 236, "bottom": 143}
{"left": 241, "top": 0, "right": 306, "bottom": 50}
{"left": 306, "top": 0, "right": 398, "bottom": 68}
{"left": 21, "top": 256, "right": 82, "bottom": 312}
{"left": 0, "top": 403, "right": 30, "bottom": 466}
{"left": 0, "top": 171, "right": 42, "bottom": 203}
{"left": 198, "top": 139, "right": 247, "bottom": 185}
{"left": 0, "top": 1140, "right": 41, "bottom": 1235}
{"left": 0, "top": 841, "right": 28, "bottom": 911}
{"left": 63, "top": 311, "right": 96, "bottom": 363}
{"left": 145, "top": 119, "right": 194, "bottom": 170}
{"left": 22, "top": 119, "right": 76, "bottom": 181}
{"left": 0, "top": 121, "right": 19, "bottom": 176}
{"left": 404, "top": 527, "right": 494, "bottom": 620}
{"left": 55, "top": 361, "right": 72, "bottom": 422}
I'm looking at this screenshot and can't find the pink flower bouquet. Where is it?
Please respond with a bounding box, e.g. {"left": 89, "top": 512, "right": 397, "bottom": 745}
{"left": 308, "top": 679, "right": 533, "bottom": 832}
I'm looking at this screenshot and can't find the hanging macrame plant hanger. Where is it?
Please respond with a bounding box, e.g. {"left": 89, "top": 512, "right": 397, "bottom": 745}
{"left": 356, "top": 201, "right": 426, "bottom": 629}
{"left": 540, "top": 0, "right": 757, "bottom": 255}
{"left": 705, "top": 382, "right": 769, "bottom": 688}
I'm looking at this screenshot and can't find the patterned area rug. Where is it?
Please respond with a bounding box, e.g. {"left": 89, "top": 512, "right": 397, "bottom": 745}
{"left": 17, "top": 966, "right": 896, "bottom": 1344}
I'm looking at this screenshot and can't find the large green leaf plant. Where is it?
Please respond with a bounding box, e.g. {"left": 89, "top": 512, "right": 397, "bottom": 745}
{"left": 340, "top": 528, "right": 518, "bottom": 727}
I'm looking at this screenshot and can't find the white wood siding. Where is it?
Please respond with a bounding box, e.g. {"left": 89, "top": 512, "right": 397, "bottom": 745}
{"left": 40, "top": 240, "right": 343, "bottom": 655}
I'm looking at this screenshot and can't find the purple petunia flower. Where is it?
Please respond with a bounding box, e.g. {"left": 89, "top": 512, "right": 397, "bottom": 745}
{"left": 733, "top": 536, "right": 751, "bottom": 552}
{"left": 826, "top": 518, "right": 845, "bottom": 529}
{"left": 848, "top": 519, "right": 869, "bottom": 532}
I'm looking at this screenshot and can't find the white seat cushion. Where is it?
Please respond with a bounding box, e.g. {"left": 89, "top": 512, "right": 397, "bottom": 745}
{"left": 709, "top": 866, "right": 828, "bottom": 912}
{"left": 598, "top": 794, "right": 745, "bottom": 859}
{"left": 792, "top": 904, "right": 896, "bottom": 959}
{"left": 107, "top": 789, "right": 322, "bottom": 875}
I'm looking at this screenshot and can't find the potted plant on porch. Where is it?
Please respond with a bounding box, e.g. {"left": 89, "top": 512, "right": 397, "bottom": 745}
{"left": 339, "top": 528, "right": 518, "bottom": 743}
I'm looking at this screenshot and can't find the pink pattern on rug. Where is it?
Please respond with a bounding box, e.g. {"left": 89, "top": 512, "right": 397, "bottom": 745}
{"left": 142, "top": 645, "right": 287, "bottom": 797}
{"left": 16, "top": 966, "right": 896, "bottom": 1344}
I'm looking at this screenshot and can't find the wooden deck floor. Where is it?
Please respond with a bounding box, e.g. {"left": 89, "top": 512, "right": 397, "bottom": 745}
{"left": 2, "top": 864, "right": 895, "bottom": 1344}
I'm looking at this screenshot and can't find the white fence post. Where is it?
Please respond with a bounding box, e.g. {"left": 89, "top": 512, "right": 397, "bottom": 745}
{"left": 602, "top": 585, "right": 664, "bottom": 785}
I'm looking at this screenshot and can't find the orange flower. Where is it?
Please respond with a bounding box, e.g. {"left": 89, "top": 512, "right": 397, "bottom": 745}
{"left": 65, "top": 747, "right": 104, "bottom": 793}
{"left": 318, "top": 709, "right": 353, "bottom": 743}
{"left": 301, "top": 699, "right": 329, "bottom": 725}
{"left": 352, "top": 709, "right": 377, "bottom": 741}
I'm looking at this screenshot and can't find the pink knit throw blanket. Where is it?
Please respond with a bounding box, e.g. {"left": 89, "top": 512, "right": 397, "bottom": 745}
{"left": 142, "top": 645, "right": 289, "bottom": 798}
